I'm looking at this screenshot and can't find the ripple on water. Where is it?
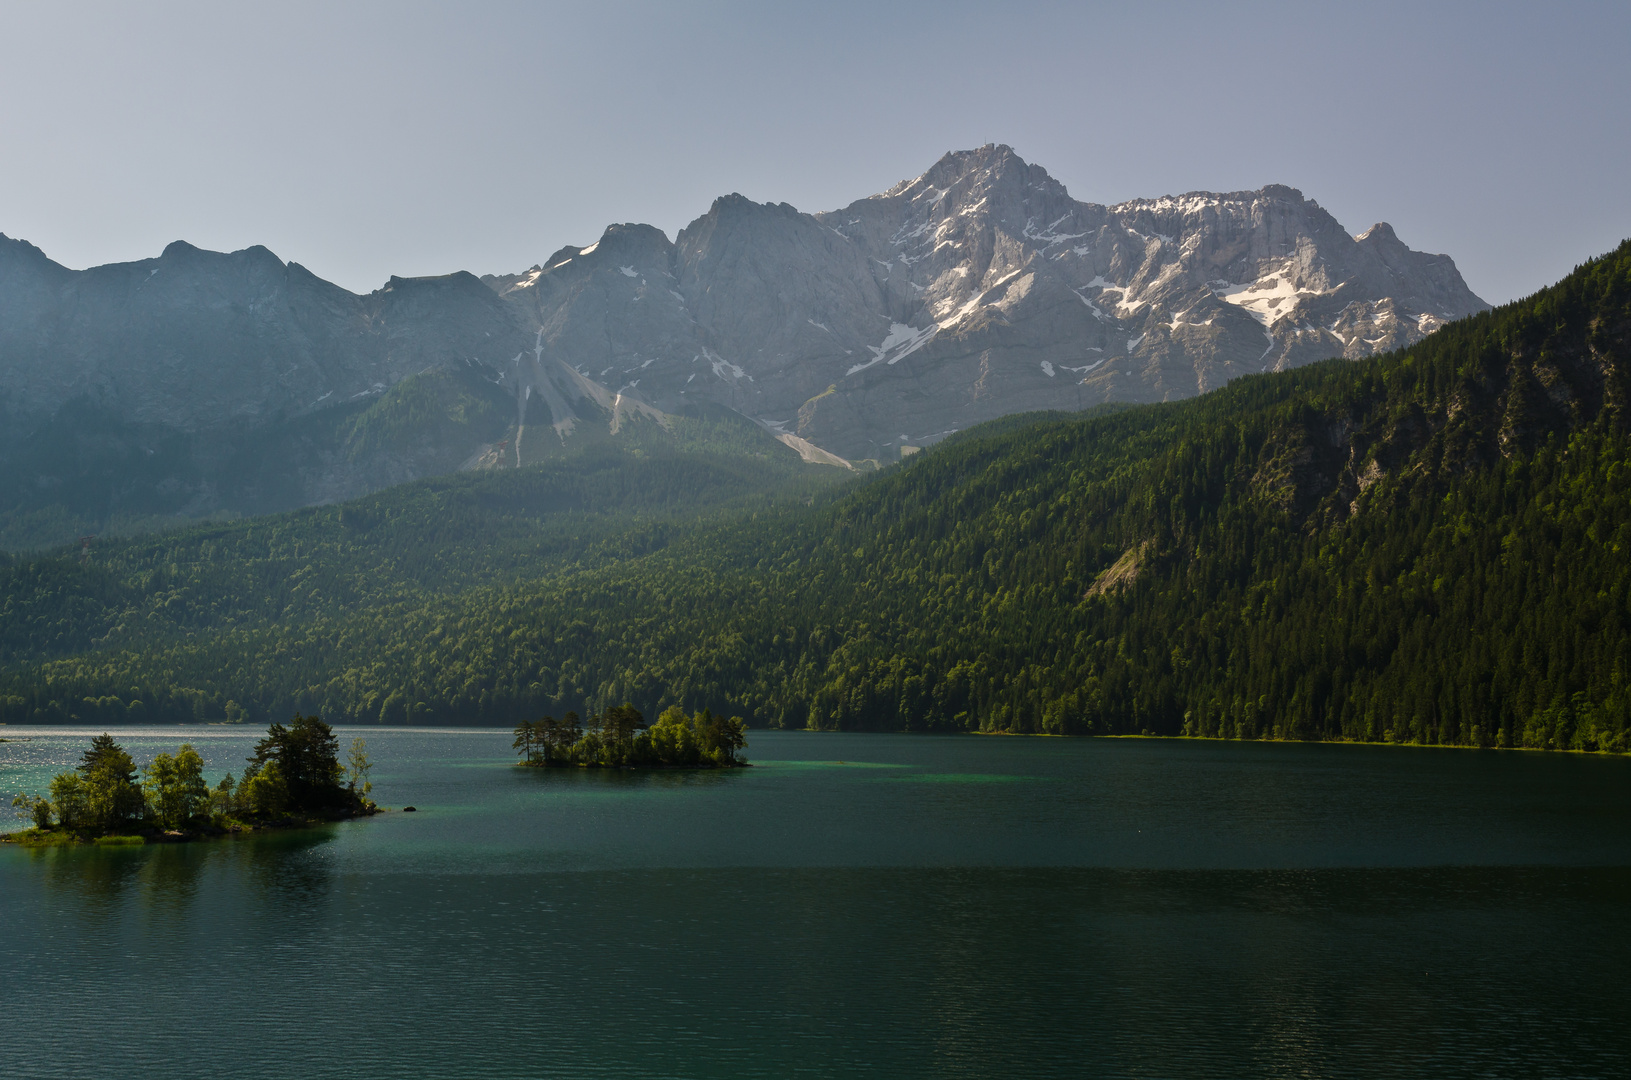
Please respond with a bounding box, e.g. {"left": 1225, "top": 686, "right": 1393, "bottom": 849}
{"left": 1, "top": 727, "right": 1629, "bottom": 1078}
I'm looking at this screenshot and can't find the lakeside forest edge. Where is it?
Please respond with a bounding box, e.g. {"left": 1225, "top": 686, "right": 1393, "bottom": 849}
{"left": 0, "top": 243, "right": 1629, "bottom": 753}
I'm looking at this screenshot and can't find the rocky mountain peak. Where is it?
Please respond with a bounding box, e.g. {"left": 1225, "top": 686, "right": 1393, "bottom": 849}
{"left": 678, "top": 195, "right": 812, "bottom": 259}
{"left": 886, "top": 143, "right": 1062, "bottom": 201}
{"left": 0, "top": 233, "right": 73, "bottom": 305}
{"left": 1356, "top": 221, "right": 1399, "bottom": 243}
{"left": 587, "top": 222, "right": 672, "bottom": 259}
{"left": 479, "top": 146, "right": 1490, "bottom": 460}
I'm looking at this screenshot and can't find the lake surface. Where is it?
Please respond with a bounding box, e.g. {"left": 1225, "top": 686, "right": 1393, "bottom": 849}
{"left": 2, "top": 728, "right": 1628, "bottom": 1078}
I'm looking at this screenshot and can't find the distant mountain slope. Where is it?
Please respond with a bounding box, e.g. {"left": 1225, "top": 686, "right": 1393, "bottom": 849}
{"left": 487, "top": 144, "right": 1488, "bottom": 459}
{"left": 0, "top": 235, "right": 817, "bottom": 549}
{"left": 2, "top": 242, "right": 1623, "bottom": 753}
{"left": 0, "top": 235, "right": 529, "bottom": 430}
{"left": 0, "top": 420, "right": 840, "bottom": 674}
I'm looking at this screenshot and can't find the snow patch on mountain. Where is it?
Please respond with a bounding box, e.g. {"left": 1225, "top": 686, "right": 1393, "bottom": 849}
{"left": 1216, "top": 272, "right": 1324, "bottom": 326}
{"left": 847, "top": 322, "right": 938, "bottom": 376}
{"left": 505, "top": 268, "right": 543, "bottom": 293}
{"left": 702, "top": 348, "right": 751, "bottom": 381}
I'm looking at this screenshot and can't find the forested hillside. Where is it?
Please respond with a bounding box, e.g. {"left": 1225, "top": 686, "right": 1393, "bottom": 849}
{"left": 0, "top": 422, "right": 838, "bottom": 679}
{"left": 3, "top": 243, "right": 1629, "bottom": 751}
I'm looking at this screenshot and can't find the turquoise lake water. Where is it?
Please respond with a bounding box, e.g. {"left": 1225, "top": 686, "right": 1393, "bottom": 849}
{"left": 2, "top": 727, "right": 1629, "bottom": 1078}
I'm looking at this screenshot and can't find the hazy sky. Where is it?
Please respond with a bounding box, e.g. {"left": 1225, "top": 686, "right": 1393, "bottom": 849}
{"left": 1, "top": 1, "right": 1626, "bottom": 304}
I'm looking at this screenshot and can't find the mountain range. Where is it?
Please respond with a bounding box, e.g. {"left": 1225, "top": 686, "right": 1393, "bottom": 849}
{"left": 0, "top": 144, "right": 1487, "bottom": 547}
{"left": 2, "top": 239, "right": 1623, "bottom": 749}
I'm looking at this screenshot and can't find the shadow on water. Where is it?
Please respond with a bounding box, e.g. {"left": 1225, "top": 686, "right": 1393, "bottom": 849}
{"left": 35, "top": 843, "right": 151, "bottom": 912}
{"left": 220, "top": 826, "right": 341, "bottom": 910}
{"left": 28, "top": 826, "right": 341, "bottom": 915}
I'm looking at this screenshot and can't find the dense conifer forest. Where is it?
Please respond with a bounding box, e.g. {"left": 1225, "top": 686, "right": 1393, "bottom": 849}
{"left": 2, "top": 243, "right": 1629, "bottom": 751}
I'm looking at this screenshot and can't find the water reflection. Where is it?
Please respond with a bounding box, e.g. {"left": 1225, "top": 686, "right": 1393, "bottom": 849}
{"left": 27, "top": 827, "right": 340, "bottom": 917}
{"left": 226, "top": 827, "right": 340, "bottom": 909}
{"left": 1, "top": 729, "right": 1629, "bottom": 1079}
{"left": 36, "top": 843, "right": 149, "bottom": 911}
{"left": 137, "top": 843, "right": 207, "bottom": 913}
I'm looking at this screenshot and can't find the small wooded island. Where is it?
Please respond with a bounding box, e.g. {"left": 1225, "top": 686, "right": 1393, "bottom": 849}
{"left": 514, "top": 704, "right": 748, "bottom": 768}
{"left": 6, "top": 715, "right": 377, "bottom": 846}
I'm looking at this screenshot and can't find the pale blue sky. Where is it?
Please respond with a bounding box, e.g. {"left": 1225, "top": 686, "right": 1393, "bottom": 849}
{"left": 0, "top": 0, "right": 1625, "bottom": 303}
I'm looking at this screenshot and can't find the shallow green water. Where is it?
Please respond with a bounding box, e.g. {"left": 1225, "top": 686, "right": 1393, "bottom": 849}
{"left": 2, "top": 728, "right": 1628, "bottom": 1078}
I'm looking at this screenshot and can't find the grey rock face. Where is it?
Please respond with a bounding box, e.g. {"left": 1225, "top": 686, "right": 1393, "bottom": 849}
{"left": 489, "top": 145, "right": 1488, "bottom": 460}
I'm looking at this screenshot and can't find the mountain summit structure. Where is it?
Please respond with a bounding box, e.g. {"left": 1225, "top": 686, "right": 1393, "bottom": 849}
{"left": 487, "top": 144, "right": 1488, "bottom": 459}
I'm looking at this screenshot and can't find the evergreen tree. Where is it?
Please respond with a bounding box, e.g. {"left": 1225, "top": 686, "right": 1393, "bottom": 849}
{"left": 511, "top": 719, "right": 537, "bottom": 763}
{"left": 80, "top": 738, "right": 143, "bottom": 831}
{"left": 250, "top": 715, "right": 344, "bottom": 811}
{"left": 79, "top": 733, "right": 132, "bottom": 782}
{"left": 535, "top": 716, "right": 560, "bottom": 763}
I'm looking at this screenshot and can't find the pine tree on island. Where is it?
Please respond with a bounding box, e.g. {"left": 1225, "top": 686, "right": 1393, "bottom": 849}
{"left": 7, "top": 715, "right": 379, "bottom": 845}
